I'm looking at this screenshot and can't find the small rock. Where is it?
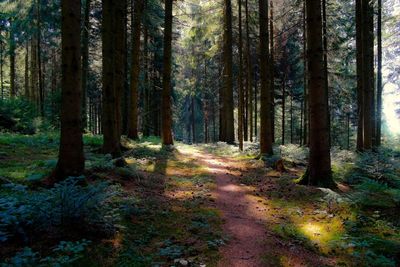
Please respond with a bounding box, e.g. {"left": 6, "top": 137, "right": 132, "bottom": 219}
{"left": 179, "top": 259, "right": 188, "bottom": 266}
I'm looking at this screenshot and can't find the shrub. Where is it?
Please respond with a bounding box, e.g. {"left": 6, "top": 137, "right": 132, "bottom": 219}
{"left": 1, "top": 240, "right": 91, "bottom": 267}
{"left": 0, "top": 177, "right": 123, "bottom": 244}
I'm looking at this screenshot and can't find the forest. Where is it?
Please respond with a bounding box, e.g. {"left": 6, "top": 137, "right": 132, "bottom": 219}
{"left": 0, "top": 0, "right": 399, "bottom": 266}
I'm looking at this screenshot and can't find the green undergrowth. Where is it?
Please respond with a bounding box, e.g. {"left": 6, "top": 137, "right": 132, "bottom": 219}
{"left": 236, "top": 143, "right": 400, "bottom": 266}
{"left": 0, "top": 134, "right": 223, "bottom": 266}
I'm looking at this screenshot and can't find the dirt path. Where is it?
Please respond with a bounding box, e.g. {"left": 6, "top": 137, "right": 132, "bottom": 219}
{"left": 189, "top": 150, "right": 269, "bottom": 267}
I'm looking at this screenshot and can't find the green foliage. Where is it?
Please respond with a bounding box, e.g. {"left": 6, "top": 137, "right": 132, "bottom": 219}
{"left": 0, "top": 177, "right": 123, "bottom": 243}
{"left": 0, "top": 98, "right": 42, "bottom": 134}
{"left": 1, "top": 240, "right": 91, "bottom": 267}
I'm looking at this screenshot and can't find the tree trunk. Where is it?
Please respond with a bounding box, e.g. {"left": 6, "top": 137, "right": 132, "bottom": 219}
{"left": 54, "top": 0, "right": 85, "bottom": 179}
{"left": 162, "top": 0, "right": 174, "bottom": 146}
{"left": 9, "top": 24, "right": 16, "bottom": 98}
{"left": 191, "top": 96, "right": 196, "bottom": 143}
{"left": 282, "top": 78, "right": 286, "bottom": 145}
{"left": 223, "top": 0, "right": 235, "bottom": 144}
{"left": 301, "top": 0, "right": 333, "bottom": 187}
{"left": 102, "top": 0, "right": 124, "bottom": 157}
{"left": 238, "top": 0, "right": 244, "bottom": 151}
{"left": 25, "top": 43, "right": 30, "bottom": 99}
{"left": 82, "top": 0, "right": 90, "bottom": 131}
{"left": 270, "top": 0, "right": 275, "bottom": 143}
{"left": 127, "top": 0, "right": 143, "bottom": 140}
{"left": 356, "top": 0, "right": 364, "bottom": 151}
{"left": 0, "top": 36, "right": 3, "bottom": 100}
{"left": 302, "top": 0, "right": 308, "bottom": 146}
{"left": 245, "top": 0, "right": 252, "bottom": 142}
{"left": 361, "top": 0, "right": 375, "bottom": 150}
{"left": 259, "top": 0, "right": 273, "bottom": 156}
{"left": 36, "top": 0, "right": 44, "bottom": 116}
{"left": 322, "top": 0, "right": 330, "bottom": 147}
{"left": 376, "top": 0, "right": 383, "bottom": 146}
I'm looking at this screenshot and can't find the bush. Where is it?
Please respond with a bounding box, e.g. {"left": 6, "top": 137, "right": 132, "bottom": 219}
{"left": 0, "top": 98, "right": 51, "bottom": 134}
{"left": 1, "top": 240, "right": 91, "bottom": 267}
{"left": 0, "top": 177, "right": 123, "bottom": 244}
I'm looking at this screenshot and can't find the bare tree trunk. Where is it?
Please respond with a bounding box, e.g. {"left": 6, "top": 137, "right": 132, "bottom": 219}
{"left": 54, "top": 0, "right": 84, "bottom": 180}
{"left": 301, "top": 0, "right": 333, "bottom": 187}
{"left": 25, "top": 42, "right": 30, "bottom": 99}
{"left": 162, "top": 0, "right": 174, "bottom": 146}
{"left": 281, "top": 77, "right": 286, "bottom": 145}
{"left": 361, "top": 0, "right": 375, "bottom": 150}
{"left": 259, "top": 0, "right": 273, "bottom": 156}
{"left": 82, "top": 0, "right": 91, "bottom": 130}
{"left": 9, "top": 23, "right": 16, "bottom": 98}
{"left": 37, "top": 0, "right": 44, "bottom": 115}
{"left": 245, "top": 0, "right": 252, "bottom": 142}
{"left": 0, "top": 36, "right": 3, "bottom": 100}
{"left": 102, "top": 0, "right": 124, "bottom": 157}
{"left": 356, "top": 0, "right": 364, "bottom": 151}
{"left": 270, "top": 0, "right": 275, "bottom": 143}
{"left": 223, "top": 0, "right": 235, "bottom": 144}
{"left": 238, "top": 0, "right": 244, "bottom": 151}
{"left": 302, "top": 0, "right": 308, "bottom": 146}
{"left": 376, "top": 0, "right": 383, "bottom": 146}
{"left": 127, "top": 0, "right": 143, "bottom": 140}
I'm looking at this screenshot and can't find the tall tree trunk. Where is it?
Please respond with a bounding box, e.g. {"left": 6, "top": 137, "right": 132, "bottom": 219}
{"left": 191, "top": 96, "right": 196, "bottom": 143}
{"left": 54, "top": 0, "right": 84, "bottom": 179}
{"left": 270, "top": 0, "right": 275, "bottom": 143}
{"left": 376, "top": 0, "right": 383, "bottom": 146}
{"left": 259, "top": 0, "right": 273, "bottom": 156}
{"left": 82, "top": 0, "right": 90, "bottom": 131}
{"left": 238, "top": 0, "right": 244, "bottom": 151}
{"left": 356, "top": 0, "right": 364, "bottom": 151}
{"left": 127, "top": 0, "right": 143, "bottom": 140}
{"left": 102, "top": 0, "right": 125, "bottom": 157}
{"left": 301, "top": 0, "right": 333, "bottom": 187}
{"left": 9, "top": 24, "right": 16, "bottom": 98}
{"left": 223, "top": 0, "right": 235, "bottom": 144}
{"left": 162, "top": 0, "right": 174, "bottom": 146}
{"left": 31, "top": 41, "right": 37, "bottom": 105}
{"left": 245, "top": 0, "right": 252, "bottom": 142}
{"left": 361, "top": 0, "right": 375, "bottom": 150}
{"left": 281, "top": 77, "right": 286, "bottom": 145}
{"left": 0, "top": 36, "right": 3, "bottom": 99}
{"left": 115, "top": 0, "right": 126, "bottom": 138}
{"left": 37, "top": 0, "right": 44, "bottom": 116}
{"left": 322, "top": 0, "right": 330, "bottom": 147}
{"left": 290, "top": 89, "right": 293, "bottom": 144}
{"left": 302, "top": 0, "right": 308, "bottom": 146}
{"left": 254, "top": 71, "right": 258, "bottom": 139}
{"left": 25, "top": 43, "right": 30, "bottom": 99}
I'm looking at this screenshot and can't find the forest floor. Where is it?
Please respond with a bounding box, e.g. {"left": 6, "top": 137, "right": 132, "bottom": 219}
{"left": 1, "top": 134, "right": 400, "bottom": 266}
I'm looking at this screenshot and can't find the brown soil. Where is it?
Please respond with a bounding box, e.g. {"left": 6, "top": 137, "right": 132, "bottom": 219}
{"left": 192, "top": 151, "right": 335, "bottom": 267}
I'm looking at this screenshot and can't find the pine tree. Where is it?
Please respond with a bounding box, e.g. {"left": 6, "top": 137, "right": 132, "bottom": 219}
{"left": 53, "top": 0, "right": 84, "bottom": 180}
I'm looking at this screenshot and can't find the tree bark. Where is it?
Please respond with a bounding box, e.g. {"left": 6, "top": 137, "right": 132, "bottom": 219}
{"left": 25, "top": 42, "right": 30, "bottom": 99}
{"left": 223, "top": 0, "right": 235, "bottom": 144}
{"left": 270, "top": 0, "right": 275, "bottom": 144}
{"left": 376, "top": 0, "right": 383, "bottom": 146}
{"left": 301, "top": 0, "right": 333, "bottom": 187}
{"left": 127, "top": 0, "right": 144, "bottom": 140}
{"left": 245, "top": 0, "right": 252, "bottom": 142}
{"left": 9, "top": 23, "right": 16, "bottom": 98}
{"left": 361, "top": 0, "right": 375, "bottom": 150}
{"left": 356, "top": 0, "right": 364, "bottom": 151}
{"left": 54, "top": 0, "right": 85, "bottom": 179}
{"left": 238, "top": 0, "right": 244, "bottom": 151}
{"left": 82, "top": 0, "right": 90, "bottom": 131}
{"left": 259, "top": 0, "right": 273, "bottom": 156}
{"left": 102, "top": 0, "right": 124, "bottom": 157}
{"left": 162, "top": 0, "right": 174, "bottom": 146}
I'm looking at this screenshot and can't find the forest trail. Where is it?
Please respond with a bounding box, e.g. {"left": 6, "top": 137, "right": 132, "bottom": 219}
{"left": 182, "top": 149, "right": 269, "bottom": 266}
